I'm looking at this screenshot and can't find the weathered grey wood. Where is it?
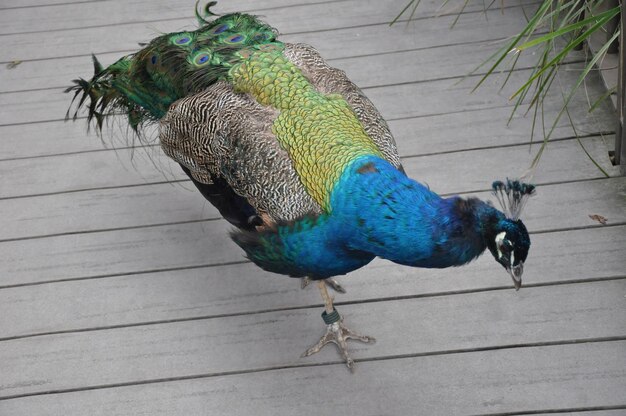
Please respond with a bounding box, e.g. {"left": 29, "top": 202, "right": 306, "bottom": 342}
{"left": 0, "top": 5, "right": 536, "bottom": 63}
{"left": 0, "top": 0, "right": 379, "bottom": 37}
{"left": 1, "top": 340, "right": 624, "bottom": 415}
{"left": 391, "top": 98, "right": 614, "bottom": 157}
{"left": 533, "top": 413, "right": 626, "bottom": 416}
{"left": 1, "top": 133, "right": 617, "bottom": 199}
{"left": 0, "top": 121, "right": 158, "bottom": 161}
{"left": 0, "top": 144, "right": 180, "bottom": 198}
{"left": 0, "top": 0, "right": 537, "bottom": 35}
{"left": 1, "top": 224, "right": 624, "bottom": 340}
{"left": 0, "top": 0, "right": 99, "bottom": 9}
{"left": 1, "top": 279, "right": 624, "bottom": 398}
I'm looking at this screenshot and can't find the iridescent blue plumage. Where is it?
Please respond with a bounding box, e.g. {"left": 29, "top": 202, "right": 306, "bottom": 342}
{"left": 232, "top": 156, "right": 522, "bottom": 279}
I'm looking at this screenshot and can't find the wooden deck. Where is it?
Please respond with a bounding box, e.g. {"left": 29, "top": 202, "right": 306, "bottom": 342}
{"left": 1, "top": 0, "right": 625, "bottom": 414}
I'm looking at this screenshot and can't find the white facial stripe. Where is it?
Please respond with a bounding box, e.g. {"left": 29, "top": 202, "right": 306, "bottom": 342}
{"left": 495, "top": 232, "right": 506, "bottom": 259}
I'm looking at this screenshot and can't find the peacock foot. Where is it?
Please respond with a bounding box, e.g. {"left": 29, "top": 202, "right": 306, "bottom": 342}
{"left": 301, "top": 309, "right": 375, "bottom": 371}
{"left": 300, "top": 277, "right": 346, "bottom": 294}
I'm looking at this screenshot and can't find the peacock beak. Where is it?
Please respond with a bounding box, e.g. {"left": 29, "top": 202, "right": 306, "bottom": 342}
{"left": 507, "top": 262, "right": 523, "bottom": 291}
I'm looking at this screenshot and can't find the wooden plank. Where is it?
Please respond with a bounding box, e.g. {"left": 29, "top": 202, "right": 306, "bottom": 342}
{"left": 533, "top": 413, "right": 626, "bottom": 416}
{"left": 0, "top": 5, "right": 536, "bottom": 63}
{"left": 0, "top": 131, "right": 618, "bottom": 199}
{"left": 402, "top": 136, "right": 618, "bottom": 192}
{"left": 0, "top": 0, "right": 98, "bottom": 9}
{"left": 391, "top": 96, "right": 614, "bottom": 157}
{"left": 0, "top": 337, "right": 625, "bottom": 415}
{"left": 339, "top": 40, "right": 584, "bottom": 91}
{"left": 1, "top": 279, "right": 624, "bottom": 398}
{"left": 0, "top": 224, "right": 624, "bottom": 340}
{"left": 1, "top": 341, "right": 624, "bottom": 415}
{"left": 287, "top": 5, "right": 539, "bottom": 61}
{"left": 0, "top": 0, "right": 367, "bottom": 36}
{"left": 0, "top": 0, "right": 535, "bottom": 36}
{"left": 0, "top": 180, "right": 208, "bottom": 241}
{"left": 363, "top": 65, "right": 606, "bottom": 123}
{"left": 0, "top": 121, "right": 157, "bottom": 161}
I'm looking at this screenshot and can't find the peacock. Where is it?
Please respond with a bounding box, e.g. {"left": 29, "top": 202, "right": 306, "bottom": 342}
{"left": 67, "top": 5, "right": 536, "bottom": 370}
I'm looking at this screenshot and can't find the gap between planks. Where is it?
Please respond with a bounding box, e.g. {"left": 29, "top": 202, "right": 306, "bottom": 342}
{"left": 471, "top": 405, "right": 626, "bottom": 416}
{"left": 0, "top": 0, "right": 533, "bottom": 38}
{"left": 0, "top": 337, "right": 624, "bottom": 402}
{"left": 1, "top": 275, "right": 624, "bottom": 343}
{"left": 0, "top": 0, "right": 353, "bottom": 36}
{"left": 0, "top": 1, "right": 540, "bottom": 64}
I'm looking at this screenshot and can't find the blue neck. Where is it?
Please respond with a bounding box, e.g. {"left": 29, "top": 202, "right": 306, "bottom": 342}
{"left": 232, "top": 155, "right": 503, "bottom": 280}
{"left": 330, "top": 156, "right": 501, "bottom": 268}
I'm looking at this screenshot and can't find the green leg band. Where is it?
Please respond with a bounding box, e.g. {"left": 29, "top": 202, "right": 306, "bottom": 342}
{"left": 321, "top": 308, "right": 340, "bottom": 325}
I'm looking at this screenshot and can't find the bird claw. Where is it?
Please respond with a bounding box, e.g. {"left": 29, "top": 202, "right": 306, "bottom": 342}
{"left": 300, "top": 277, "right": 346, "bottom": 294}
{"left": 301, "top": 317, "right": 375, "bottom": 372}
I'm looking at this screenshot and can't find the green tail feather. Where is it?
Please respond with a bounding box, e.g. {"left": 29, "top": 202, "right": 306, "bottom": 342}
{"left": 66, "top": 9, "right": 281, "bottom": 132}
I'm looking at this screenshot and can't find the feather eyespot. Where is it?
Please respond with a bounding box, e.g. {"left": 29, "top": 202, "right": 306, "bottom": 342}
{"left": 171, "top": 33, "right": 192, "bottom": 46}
{"left": 209, "top": 23, "right": 230, "bottom": 35}
{"left": 224, "top": 34, "right": 245, "bottom": 44}
{"left": 150, "top": 55, "right": 158, "bottom": 65}
{"left": 192, "top": 52, "right": 211, "bottom": 66}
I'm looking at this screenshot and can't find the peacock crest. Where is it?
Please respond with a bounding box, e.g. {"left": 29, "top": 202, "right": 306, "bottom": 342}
{"left": 491, "top": 179, "right": 536, "bottom": 221}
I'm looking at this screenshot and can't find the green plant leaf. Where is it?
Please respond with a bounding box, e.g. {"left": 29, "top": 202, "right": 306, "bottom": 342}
{"left": 509, "top": 6, "right": 620, "bottom": 100}
{"left": 513, "top": 6, "right": 620, "bottom": 52}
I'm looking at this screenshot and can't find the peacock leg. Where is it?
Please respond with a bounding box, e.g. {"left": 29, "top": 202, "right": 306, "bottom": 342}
{"left": 301, "top": 276, "right": 346, "bottom": 293}
{"left": 301, "top": 280, "right": 375, "bottom": 371}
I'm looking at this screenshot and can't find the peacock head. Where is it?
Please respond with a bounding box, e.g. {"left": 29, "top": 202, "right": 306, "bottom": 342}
{"left": 486, "top": 180, "right": 536, "bottom": 291}
{"left": 486, "top": 218, "right": 530, "bottom": 290}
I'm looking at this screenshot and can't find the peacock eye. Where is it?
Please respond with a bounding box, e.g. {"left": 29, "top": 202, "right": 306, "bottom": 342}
{"left": 191, "top": 51, "right": 211, "bottom": 67}
{"left": 174, "top": 35, "right": 192, "bottom": 45}
{"left": 210, "top": 23, "right": 230, "bottom": 35}
{"left": 224, "top": 34, "right": 245, "bottom": 44}
{"left": 501, "top": 239, "right": 513, "bottom": 253}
